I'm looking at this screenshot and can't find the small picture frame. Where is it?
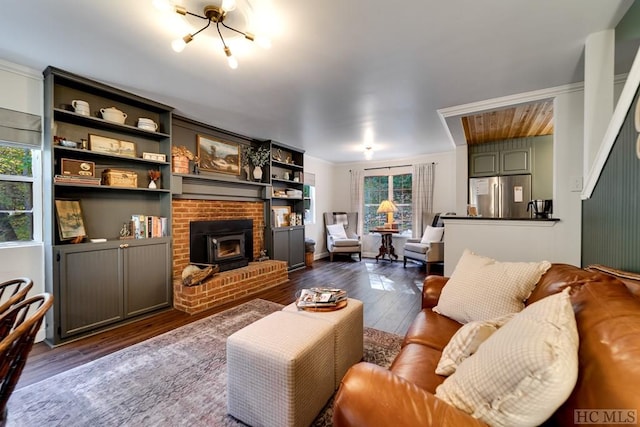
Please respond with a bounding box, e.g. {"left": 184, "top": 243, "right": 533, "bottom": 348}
{"left": 273, "top": 206, "right": 291, "bottom": 227}
{"left": 197, "top": 134, "right": 241, "bottom": 175}
{"left": 142, "top": 152, "right": 167, "bottom": 162}
{"left": 54, "top": 199, "right": 87, "bottom": 241}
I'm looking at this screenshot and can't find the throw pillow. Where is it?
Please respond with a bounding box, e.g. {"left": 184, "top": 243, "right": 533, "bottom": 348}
{"left": 435, "top": 288, "right": 579, "bottom": 427}
{"left": 433, "top": 249, "right": 551, "bottom": 323}
{"left": 327, "top": 223, "right": 348, "bottom": 240}
{"left": 435, "top": 313, "right": 514, "bottom": 376}
{"left": 420, "top": 225, "right": 445, "bottom": 244}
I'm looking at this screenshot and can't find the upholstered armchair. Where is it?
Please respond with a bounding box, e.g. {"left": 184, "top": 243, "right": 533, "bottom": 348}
{"left": 403, "top": 213, "right": 445, "bottom": 274}
{"left": 324, "top": 212, "right": 362, "bottom": 262}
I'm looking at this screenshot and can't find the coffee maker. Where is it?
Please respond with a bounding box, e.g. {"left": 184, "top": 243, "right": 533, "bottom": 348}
{"left": 527, "top": 199, "right": 553, "bottom": 218}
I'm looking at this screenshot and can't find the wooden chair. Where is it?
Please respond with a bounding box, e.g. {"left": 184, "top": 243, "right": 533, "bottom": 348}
{"left": 0, "top": 278, "right": 33, "bottom": 315}
{"left": 0, "top": 293, "right": 53, "bottom": 423}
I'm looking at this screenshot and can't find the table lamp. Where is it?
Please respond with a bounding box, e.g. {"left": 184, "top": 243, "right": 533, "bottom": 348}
{"left": 377, "top": 200, "right": 398, "bottom": 229}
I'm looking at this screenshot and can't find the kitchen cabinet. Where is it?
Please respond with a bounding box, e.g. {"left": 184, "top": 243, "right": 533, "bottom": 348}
{"left": 43, "top": 66, "right": 174, "bottom": 344}
{"left": 500, "top": 147, "right": 531, "bottom": 175}
{"left": 469, "top": 152, "right": 499, "bottom": 176}
{"left": 55, "top": 238, "right": 171, "bottom": 340}
{"left": 272, "top": 227, "right": 305, "bottom": 270}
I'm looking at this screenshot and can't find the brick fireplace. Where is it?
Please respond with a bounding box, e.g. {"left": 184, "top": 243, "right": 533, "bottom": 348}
{"left": 172, "top": 199, "right": 288, "bottom": 314}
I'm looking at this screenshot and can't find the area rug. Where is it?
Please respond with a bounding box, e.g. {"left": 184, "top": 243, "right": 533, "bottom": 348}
{"left": 7, "top": 299, "right": 403, "bottom": 427}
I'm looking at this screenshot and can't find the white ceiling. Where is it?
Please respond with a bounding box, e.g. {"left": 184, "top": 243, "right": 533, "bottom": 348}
{"left": 0, "top": 0, "right": 636, "bottom": 163}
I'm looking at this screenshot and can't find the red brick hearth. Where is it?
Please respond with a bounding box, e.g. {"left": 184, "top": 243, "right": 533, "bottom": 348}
{"left": 173, "top": 260, "right": 288, "bottom": 314}
{"left": 172, "top": 199, "right": 289, "bottom": 314}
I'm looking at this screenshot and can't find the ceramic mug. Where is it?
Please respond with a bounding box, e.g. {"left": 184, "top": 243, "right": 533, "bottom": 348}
{"left": 72, "top": 100, "right": 90, "bottom": 116}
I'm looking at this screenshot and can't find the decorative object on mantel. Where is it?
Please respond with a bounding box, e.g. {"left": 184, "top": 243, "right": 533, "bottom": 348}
{"left": 181, "top": 264, "right": 219, "bottom": 286}
{"left": 148, "top": 169, "right": 161, "bottom": 189}
{"left": 172, "top": 145, "right": 194, "bottom": 174}
{"left": 155, "top": 0, "right": 271, "bottom": 69}
{"left": 241, "top": 146, "right": 252, "bottom": 181}
{"left": 247, "top": 144, "right": 270, "bottom": 182}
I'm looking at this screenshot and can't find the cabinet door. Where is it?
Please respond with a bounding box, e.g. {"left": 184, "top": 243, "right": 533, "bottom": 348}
{"left": 469, "top": 152, "right": 499, "bottom": 177}
{"left": 272, "top": 229, "right": 290, "bottom": 263}
{"left": 289, "top": 227, "right": 305, "bottom": 269}
{"left": 58, "top": 245, "right": 123, "bottom": 338}
{"left": 500, "top": 148, "right": 531, "bottom": 175}
{"left": 124, "top": 240, "right": 172, "bottom": 317}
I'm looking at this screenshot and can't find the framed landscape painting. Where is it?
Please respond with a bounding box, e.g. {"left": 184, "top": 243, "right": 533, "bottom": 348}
{"left": 54, "top": 199, "right": 87, "bottom": 241}
{"left": 197, "top": 134, "right": 241, "bottom": 175}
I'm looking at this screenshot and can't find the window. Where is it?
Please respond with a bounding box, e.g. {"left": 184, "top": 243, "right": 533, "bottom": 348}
{"left": 0, "top": 143, "right": 36, "bottom": 242}
{"left": 363, "top": 173, "right": 412, "bottom": 232}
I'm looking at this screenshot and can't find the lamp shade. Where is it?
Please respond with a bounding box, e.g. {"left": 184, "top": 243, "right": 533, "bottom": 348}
{"left": 377, "top": 200, "right": 397, "bottom": 226}
{"left": 377, "top": 200, "right": 397, "bottom": 214}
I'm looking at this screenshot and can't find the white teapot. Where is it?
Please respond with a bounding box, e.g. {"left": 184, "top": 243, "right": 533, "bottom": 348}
{"left": 100, "top": 107, "right": 127, "bottom": 124}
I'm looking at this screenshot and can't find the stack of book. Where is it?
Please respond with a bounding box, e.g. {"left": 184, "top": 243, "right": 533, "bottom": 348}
{"left": 129, "top": 214, "right": 168, "bottom": 239}
{"left": 296, "top": 288, "right": 347, "bottom": 309}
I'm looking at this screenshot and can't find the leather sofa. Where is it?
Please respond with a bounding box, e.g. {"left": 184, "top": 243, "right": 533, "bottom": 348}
{"left": 333, "top": 263, "right": 640, "bottom": 426}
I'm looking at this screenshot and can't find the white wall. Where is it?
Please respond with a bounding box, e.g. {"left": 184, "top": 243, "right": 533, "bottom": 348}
{"left": 303, "top": 154, "right": 335, "bottom": 258}
{"left": 0, "top": 59, "right": 45, "bottom": 341}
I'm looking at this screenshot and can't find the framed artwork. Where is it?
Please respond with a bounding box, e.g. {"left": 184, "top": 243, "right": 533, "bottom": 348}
{"left": 89, "top": 134, "right": 137, "bottom": 157}
{"left": 273, "top": 206, "right": 291, "bottom": 227}
{"left": 118, "top": 140, "right": 137, "bottom": 157}
{"left": 54, "top": 199, "right": 87, "bottom": 241}
{"left": 197, "top": 134, "right": 240, "bottom": 175}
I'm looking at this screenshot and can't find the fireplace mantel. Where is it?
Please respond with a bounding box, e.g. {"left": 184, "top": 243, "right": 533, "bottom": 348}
{"left": 172, "top": 173, "right": 271, "bottom": 202}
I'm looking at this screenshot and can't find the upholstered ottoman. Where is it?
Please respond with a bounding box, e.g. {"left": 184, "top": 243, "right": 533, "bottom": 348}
{"left": 226, "top": 311, "right": 335, "bottom": 427}
{"left": 283, "top": 298, "right": 364, "bottom": 388}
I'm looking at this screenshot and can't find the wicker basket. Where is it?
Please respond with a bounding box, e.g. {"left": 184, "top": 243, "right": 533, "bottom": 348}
{"left": 102, "top": 169, "right": 138, "bottom": 188}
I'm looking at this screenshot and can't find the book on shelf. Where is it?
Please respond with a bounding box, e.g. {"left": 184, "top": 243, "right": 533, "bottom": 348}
{"left": 130, "top": 214, "right": 167, "bottom": 239}
{"left": 296, "top": 288, "right": 347, "bottom": 308}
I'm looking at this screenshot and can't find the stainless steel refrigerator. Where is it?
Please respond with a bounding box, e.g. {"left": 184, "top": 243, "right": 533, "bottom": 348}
{"left": 469, "top": 174, "right": 532, "bottom": 219}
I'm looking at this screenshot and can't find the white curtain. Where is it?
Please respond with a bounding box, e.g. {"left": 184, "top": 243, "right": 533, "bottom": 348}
{"left": 412, "top": 163, "right": 435, "bottom": 237}
{"left": 350, "top": 169, "right": 364, "bottom": 237}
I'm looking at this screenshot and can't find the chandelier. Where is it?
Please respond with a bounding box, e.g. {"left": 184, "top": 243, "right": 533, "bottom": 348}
{"left": 155, "top": 0, "right": 270, "bottom": 69}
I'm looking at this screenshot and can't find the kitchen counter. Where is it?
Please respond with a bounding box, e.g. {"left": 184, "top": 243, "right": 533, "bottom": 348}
{"left": 441, "top": 216, "right": 561, "bottom": 276}
{"left": 442, "top": 216, "right": 559, "bottom": 222}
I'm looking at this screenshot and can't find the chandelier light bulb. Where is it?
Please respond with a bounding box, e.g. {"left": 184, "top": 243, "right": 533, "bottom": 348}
{"left": 171, "top": 34, "right": 193, "bottom": 52}
{"left": 221, "top": 0, "right": 237, "bottom": 12}
{"left": 225, "top": 47, "right": 239, "bottom": 69}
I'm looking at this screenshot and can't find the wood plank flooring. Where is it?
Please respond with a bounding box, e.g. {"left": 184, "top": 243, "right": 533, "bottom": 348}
{"left": 18, "top": 257, "right": 439, "bottom": 389}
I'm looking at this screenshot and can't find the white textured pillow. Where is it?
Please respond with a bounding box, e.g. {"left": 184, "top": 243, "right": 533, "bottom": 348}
{"left": 327, "top": 223, "right": 348, "bottom": 239}
{"left": 435, "top": 313, "right": 514, "bottom": 376}
{"left": 420, "top": 225, "right": 444, "bottom": 244}
{"left": 435, "top": 288, "right": 579, "bottom": 427}
{"left": 433, "top": 249, "right": 551, "bottom": 323}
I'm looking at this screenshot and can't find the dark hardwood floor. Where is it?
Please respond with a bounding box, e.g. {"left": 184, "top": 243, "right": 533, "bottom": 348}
{"left": 19, "top": 257, "right": 438, "bottom": 389}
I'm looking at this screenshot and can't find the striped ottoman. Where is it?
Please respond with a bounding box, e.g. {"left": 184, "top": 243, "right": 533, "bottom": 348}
{"left": 282, "top": 298, "right": 364, "bottom": 389}
{"left": 226, "top": 311, "right": 335, "bottom": 427}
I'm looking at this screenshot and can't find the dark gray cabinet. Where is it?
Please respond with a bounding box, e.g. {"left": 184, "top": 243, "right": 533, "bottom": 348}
{"left": 272, "top": 227, "right": 305, "bottom": 270}
{"left": 55, "top": 238, "right": 171, "bottom": 339}
{"left": 43, "top": 67, "right": 174, "bottom": 345}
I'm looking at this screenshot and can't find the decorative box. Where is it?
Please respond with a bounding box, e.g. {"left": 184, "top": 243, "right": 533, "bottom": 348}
{"left": 172, "top": 155, "right": 189, "bottom": 174}
{"left": 102, "top": 169, "right": 138, "bottom": 188}
{"left": 61, "top": 158, "right": 95, "bottom": 177}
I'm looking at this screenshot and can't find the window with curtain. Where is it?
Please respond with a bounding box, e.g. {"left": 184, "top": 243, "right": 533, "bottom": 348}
{"left": 363, "top": 173, "right": 412, "bottom": 232}
{"left": 0, "top": 142, "right": 35, "bottom": 242}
